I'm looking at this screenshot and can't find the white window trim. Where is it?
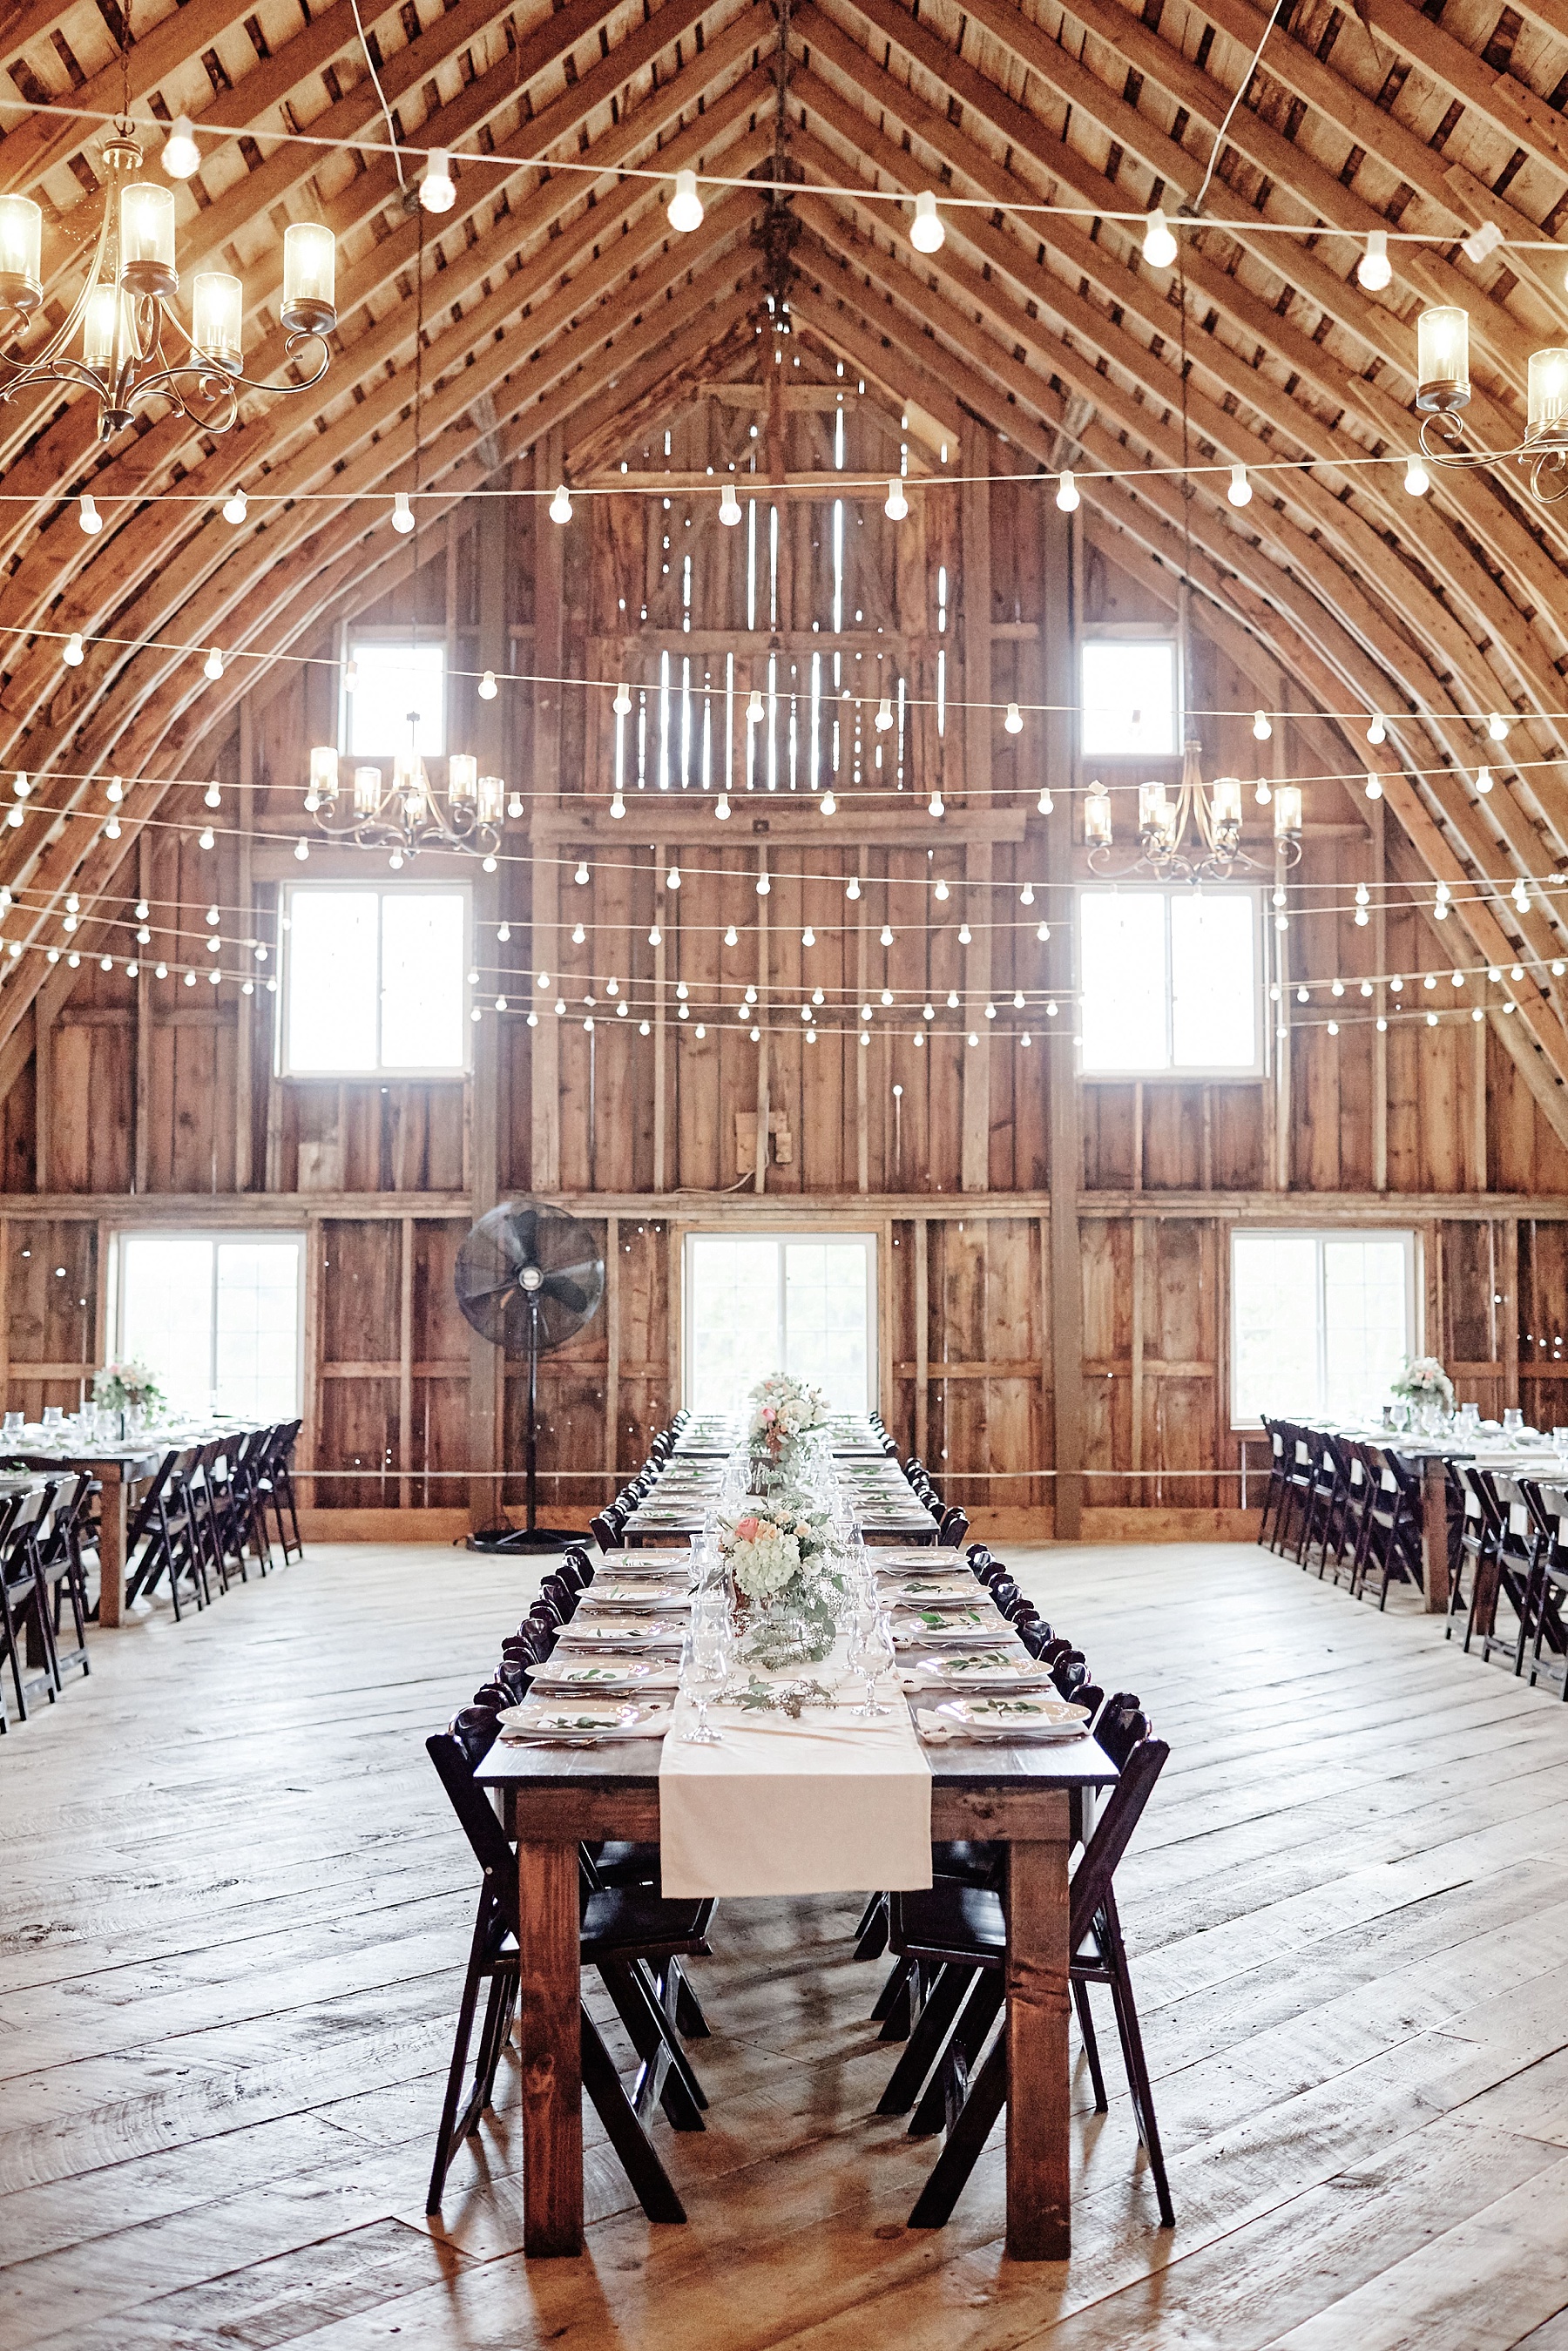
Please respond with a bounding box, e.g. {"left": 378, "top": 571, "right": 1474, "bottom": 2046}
{"left": 679, "top": 1230, "right": 879, "bottom": 1412}
{"left": 279, "top": 881, "right": 473, "bottom": 1082}
{"left": 1227, "top": 1224, "right": 1420, "bottom": 1431}
{"left": 113, "top": 1229, "right": 307, "bottom": 1421}
{"left": 1077, "top": 882, "right": 1266, "bottom": 1083}
{"left": 1078, "top": 625, "right": 1182, "bottom": 760}
{"left": 337, "top": 622, "right": 449, "bottom": 759}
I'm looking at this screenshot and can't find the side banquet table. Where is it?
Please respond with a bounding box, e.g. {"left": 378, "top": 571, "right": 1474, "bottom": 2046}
{"left": 477, "top": 1728, "right": 1119, "bottom": 2260}
{"left": 16, "top": 1445, "right": 159, "bottom": 1626}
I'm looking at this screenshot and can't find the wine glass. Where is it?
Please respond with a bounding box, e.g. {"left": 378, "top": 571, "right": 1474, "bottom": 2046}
{"left": 1504, "top": 1408, "right": 1524, "bottom": 1438}
{"left": 681, "top": 1614, "right": 732, "bottom": 1746}
{"left": 847, "top": 1599, "right": 893, "bottom": 1719}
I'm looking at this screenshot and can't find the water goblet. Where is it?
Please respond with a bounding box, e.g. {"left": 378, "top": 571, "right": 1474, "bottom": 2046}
{"left": 847, "top": 1601, "right": 892, "bottom": 1719}
{"left": 681, "top": 1616, "right": 732, "bottom": 1746}
{"left": 41, "top": 1405, "right": 62, "bottom": 1432}
{"left": 3, "top": 1409, "right": 23, "bottom": 1442}
{"left": 1504, "top": 1408, "right": 1524, "bottom": 1438}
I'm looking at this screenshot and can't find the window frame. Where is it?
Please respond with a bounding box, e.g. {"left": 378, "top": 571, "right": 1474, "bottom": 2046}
{"left": 1078, "top": 625, "right": 1182, "bottom": 760}
{"left": 112, "top": 1229, "right": 307, "bottom": 1422}
{"left": 679, "top": 1230, "right": 880, "bottom": 1413}
{"left": 1227, "top": 1224, "right": 1420, "bottom": 1431}
{"left": 1076, "top": 882, "right": 1266, "bottom": 1083}
{"left": 279, "top": 880, "right": 473, "bottom": 1082}
{"left": 336, "top": 623, "right": 449, "bottom": 760}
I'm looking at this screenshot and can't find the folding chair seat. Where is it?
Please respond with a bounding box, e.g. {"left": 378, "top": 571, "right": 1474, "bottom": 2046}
{"left": 590, "top": 1510, "right": 626, "bottom": 1551}
{"left": 937, "top": 1505, "right": 969, "bottom": 1549}
{"left": 1350, "top": 1444, "right": 1423, "bottom": 1608}
{"left": 1293, "top": 1426, "right": 1342, "bottom": 1570}
{"left": 1447, "top": 1463, "right": 1492, "bottom": 1642}
{"left": 259, "top": 1420, "right": 304, "bottom": 1562}
{"left": 0, "top": 1483, "right": 60, "bottom": 1726}
{"left": 878, "top": 1693, "right": 1173, "bottom": 2231}
{"left": 1462, "top": 1467, "right": 1538, "bottom": 1668}
{"left": 124, "top": 1447, "right": 209, "bottom": 1617}
{"left": 1274, "top": 1422, "right": 1315, "bottom": 1557}
{"left": 424, "top": 1707, "right": 715, "bottom": 2217}
{"left": 227, "top": 1428, "right": 278, "bottom": 1577}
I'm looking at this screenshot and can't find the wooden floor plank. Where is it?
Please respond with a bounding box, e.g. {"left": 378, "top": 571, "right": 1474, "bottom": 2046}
{"left": 3, "top": 1538, "right": 1567, "bottom": 2350}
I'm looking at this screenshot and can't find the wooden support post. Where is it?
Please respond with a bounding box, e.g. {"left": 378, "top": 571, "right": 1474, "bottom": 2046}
{"left": 469, "top": 861, "right": 502, "bottom": 1533}
{"left": 398, "top": 1213, "right": 414, "bottom": 1511}
{"left": 34, "top": 993, "right": 51, "bottom": 1196}
{"left": 235, "top": 702, "right": 254, "bottom": 1193}
{"left": 855, "top": 848, "right": 869, "bottom": 1194}
{"left": 604, "top": 1210, "right": 620, "bottom": 1496}
{"left": 1044, "top": 505, "right": 1083, "bottom": 1540}
{"left": 530, "top": 434, "right": 564, "bottom": 1194}
{"left": 961, "top": 427, "right": 991, "bottom": 1194}
{"left": 653, "top": 855, "right": 667, "bottom": 1194}
{"left": 754, "top": 849, "right": 769, "bottom": 1195}
{"left": 1503, "top": 1214, "right": 1519, "bottom": 1413}
{"left": 914, "top": 1213, "right": 929, "bottom": 1467}
{"left": 1131, "top": 1215, "right": 1146, "bottom": 1483}
{"left": 1371, "top": 794, "right": 1389, "bottom": 1193}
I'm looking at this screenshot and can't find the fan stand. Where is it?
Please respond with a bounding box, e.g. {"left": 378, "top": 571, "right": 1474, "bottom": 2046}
{"left": 467, "top": 1294, "right": 581, "bottom": 1554}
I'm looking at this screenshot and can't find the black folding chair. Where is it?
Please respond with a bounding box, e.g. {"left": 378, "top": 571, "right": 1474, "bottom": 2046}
{"left": 0, "top": 1483, "right": 60, "bottom": 1726}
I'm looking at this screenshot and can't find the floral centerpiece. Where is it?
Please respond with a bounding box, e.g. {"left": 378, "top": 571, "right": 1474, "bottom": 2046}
{"left": 93, "top": 1360, "right": 165, "bottom": 1434}
{"left": 717, "top": 1492, "right": 846, "bottom": 1667}
{"left": 747, "top": 1372, "right": 829, "bottom": 1469}
{"left": 1391, "top": 1355, "right": 1456, "bottom": 1414}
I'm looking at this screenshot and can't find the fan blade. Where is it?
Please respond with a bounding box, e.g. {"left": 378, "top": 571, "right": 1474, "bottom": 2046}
{"left": 461, "top": 1276, "right": 523, "bottom": 1307}
{"left": 539, "top": 1256, "right": 599, "bottom": 1290}
{"left": 540, "top": 1273, "right": 588, "bottom": 1316}
{"left": 508, "top": 1206, "right": 538, "bottom": 1266}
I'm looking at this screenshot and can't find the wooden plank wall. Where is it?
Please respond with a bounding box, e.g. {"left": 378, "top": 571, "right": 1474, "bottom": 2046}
{"left": 8, "top": 404, "right": 1568, "bottom": 1532}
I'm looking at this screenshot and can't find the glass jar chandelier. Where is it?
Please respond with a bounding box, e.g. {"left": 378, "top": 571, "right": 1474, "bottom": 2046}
{"left": 1083, "top": 742, "right": 1302, "bottom": 882}
{"left": 1415, "top": 307, "right": 1568, "bottom": 503}
{"left": 0, "top": 125, "right": 335, "bottom": 443}
{"left": 306, "top": 731, "right": 505, "bottom": 867}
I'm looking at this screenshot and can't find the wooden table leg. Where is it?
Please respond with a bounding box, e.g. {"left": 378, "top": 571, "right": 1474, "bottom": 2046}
{"left": 1422, "top": 1456, "right": 1450, "bottom": 1614}
{"left": 516, "top": 1836, "right": 584, "bottom": 2256}
{"left": 97, "top": 1470, "right": 126, "bottom": 1628}
{"left": 1005, "top": 1833, "right": 1072, "bottom": 2260}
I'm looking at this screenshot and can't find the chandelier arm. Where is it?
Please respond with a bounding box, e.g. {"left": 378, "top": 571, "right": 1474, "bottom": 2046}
{"left": 1530, "top": 449, "right": 1568, "bottom": 504}
{"left": 1416, "top": 411, "right": 1525, "bottom": 470}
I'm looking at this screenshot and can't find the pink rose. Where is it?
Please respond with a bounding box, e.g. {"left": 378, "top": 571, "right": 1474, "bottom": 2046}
{"left": 735, "top": 1516, "right": 760, "bottom": 1540}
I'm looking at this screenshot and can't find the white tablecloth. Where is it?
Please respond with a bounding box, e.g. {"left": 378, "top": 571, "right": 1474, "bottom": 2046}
{"left": 658, "top": 1670, "right": 933, "bottom": 1899}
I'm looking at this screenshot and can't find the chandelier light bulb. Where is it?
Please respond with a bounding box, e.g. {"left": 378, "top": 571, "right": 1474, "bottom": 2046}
{"left": 63, "top": 632, "right": 84, "bottom": 666}
{"left": 78, "top": 494, "right": 102, "bottom": 536}
{"left": 162, "top": 115, "right": 200, "bottom": 179}
{"left": 909, "top": 190, "right": 944, "bottom": 253}
{"left": 1004, "top": 702, "right": 1023, "bottom": 735}
{"left": 203, "top": 647, "right": 224, "bottom": 680}
{"left": 1404, "top": 455, "right": 1429, "bottom": 497}
{"left": 719, "top": 482, "right": 742, "bottom": 526}
{"left": 1143, "top": 208, "right": 1178, "bottom": 267}
{"left": 391, "top": 491, "right": 415, "bottom": 535}
{"left": 1357, "top": 228, "right": 1391, "bottom": 292}
{"left": 478, "top": 669, "right": 497, "bottom": 700}
{"left": 613, "top": 680, "right": 632, "bottom": 714}
{"left": 420, "top": 148, "right": 456, "bottom": 213}
{"left": 222, "top": 487, "right": 247, "bottom": 524}
{"left": 1367, "top": 713, "right": 1386, "bottom": 745}
{"left": 747, "top": 687, "right": 764, "bottom": 725}
{"left": 875, "top": 695, "right": 893, "bottom": 731}
{"left": 1055, "top": 470, "right": 1079, "bottom": 513}
{"left": 1228, "top": 463, "right": 1253, "bottom": 508}
{"left": 549, "top": 483, "right": 573, "bottom": 524}
{"left": 666, "top": 169, "right": 704, "bottom": 233}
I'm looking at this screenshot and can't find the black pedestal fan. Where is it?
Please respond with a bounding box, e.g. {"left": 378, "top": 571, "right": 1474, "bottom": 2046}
{"left": 456, "top": 1200, "right": 605, "bottom": 1553}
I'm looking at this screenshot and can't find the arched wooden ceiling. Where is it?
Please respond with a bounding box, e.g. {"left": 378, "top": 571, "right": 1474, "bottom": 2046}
{"left": 3, "top": 0, "right": 1568, "bottom": 1117}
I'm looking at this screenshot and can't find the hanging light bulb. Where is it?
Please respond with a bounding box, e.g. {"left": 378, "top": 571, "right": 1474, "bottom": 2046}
{"left": 203, "top": 647, "right": 224, "bottom": 680}
{"left": 63, "top": 632, "right": 84, "bottom": 666}
{"left": 929, "top": 790, "right": 944, "bottom": 818}
{"left": 933, "top": 876, "right": 950, "bottom": 902}
{"left": 1252, "top": 709, "right": 1272, "bottom": 740}
{"left": 1357, "top": 228, "right": 1392, "bottom": 291}
{"left": 724, "top": 925, "right": 739, "bottom": 947}
{"left": 78, "top": 494, "right": 102, "bottom": 535}
{"left": 958, "top": 922, "right": 972, "bottom": 945}
{"left": 875, "top": 695, "right": 893, "bottom": 731}
{"left": 1488, "top": 712, "right": 1511, "bottom": 742}
{"left": 573, "top": 859, "right": 590, "bottom": 885}
{"left": 747, "top": 687, "right": 764, "bottom": 725}
{"left": 1476, "top": 766, "right": 1493, "bottom": 794}
{"left": 756, "top": 871, "right": 771, "bottom": 895}
{"left": 294, "top": 839, "right": 309, "bottom": 861}
{"left": 820, "top": 788, "right": 837, "bottom": 815}
{"left": 1228, "top": 463, "right": 1253, "bottom": 508}
{"left": 222, "top": 486, "right": 247, "bottom": 525}
{"left": 1143, "top": 208, "right": 1178, "bottom": 267}
{"left": 162, "top": 115, "right": 200, "bottom": 179}
{"left": 420, "top": 148, "right": 456, "bottom": 214}
{"left": 1404, "top": 455, "right": 1429, "bottom": 496}
{"left": 549, "top": 483, "right": 573, "bottom": 524}
{"left": 719, "top": 482, "right": 742, "bottom": 527}
{"left": 1037, "top": 787, "right": 1053, "bottom": 815}
{"left": 390, "top": 492, "right": 416, "bottom": 535}
{"left": 204, "top": 781, "right": 221, "bottom": 809}
{"left": 612, "top": 680, "right": 632, "bottom": 715}
{"left": 884, "top": 478, "right": 909, "bottom": 521}
{"left": 909, "top": 190, "right": 944, "bottom": 253}
{"left": 1367, "top": 713, "right": 1386, "bottom": 745}
{"left": 847, "top": 875, "right": 862, "bottom": 901}
{"left": 478, "top": 669, "right": 498, "bottom": 700}
{"left": 666, "top": 863, "right": 681, "bottom": 889}
{"left": 571, "top": 922, "right": 585, "bottom": 946}
{"left": 105, "top": 775, "right": 123, "bottom": 802}
{"left": 802, "top": 924, "right": 815, "bottom": 947}
{"left": 343, "top": 659, "right": 358, "bottom": 694}
{"left": 1004, "top": 701, "right": 1023, "bottom": 735}
{"left": 715, "top": 792, "right": 731, "bottom": 820}
{"left": 610, "top": 790, "right": 625, "bottom": 818}
{"left": 1055, "top": 470, "right": 1079, "bottom": 512}
{"left": 1365, "top": 773, "right": 1383, "bottom": 800}
{"left": 667, "top": 169, "right": 704, "bottom": 232}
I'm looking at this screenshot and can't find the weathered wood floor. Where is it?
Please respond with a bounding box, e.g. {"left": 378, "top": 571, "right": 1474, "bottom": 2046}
{"left": 3, "top": 1539, "right": 1568, "bottom": 2350}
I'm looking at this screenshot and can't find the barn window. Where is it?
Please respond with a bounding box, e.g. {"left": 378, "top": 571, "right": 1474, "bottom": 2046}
{"left": 1078, "top": 886, "right": 1260, "bottom": 1077}
{"left": 115, "top": 1233, "right": 304, "bottom": 1420}
{"left": 282, "top": 885, "right": 469, "bottom": 1077}
{"left": 1231, "top": 1229, "right": 1417, "bottom": 1427}
{"left": 683, "top": 1234, "right": 876, "bottom": 1412}
{"left": 1079, "top": 633, "right": 1179, "bottom": 757}
{"left": 341, "top": 632, "right": 447, "bottom": 760}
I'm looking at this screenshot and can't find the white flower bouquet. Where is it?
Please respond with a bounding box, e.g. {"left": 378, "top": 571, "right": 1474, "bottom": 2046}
{"left": 1391, "top": 1355, "right": 1456, "bottom": 1412}
{"left": 717, "top": 1497, "right": 844, "bottom": 1665}
{"left": 747, "top": 1372, "right": 829, "bottom": 1462}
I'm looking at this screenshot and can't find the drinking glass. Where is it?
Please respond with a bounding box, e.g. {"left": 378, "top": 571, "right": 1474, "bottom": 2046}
{"left": 41, "top": 1405, "right": 62, "bottom": 1430}
{"left": 1504, "top": 1408, "right": 1524, "bottom": 1437}
{"left": 680, "top": 1616, "right": 732, "bottom": 1746}
{"left": 3, "top": 1410, "right": 23, "bottom": 1441}
{"left": 847, "top": 1601, "right": 893, "bottom": 1719}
